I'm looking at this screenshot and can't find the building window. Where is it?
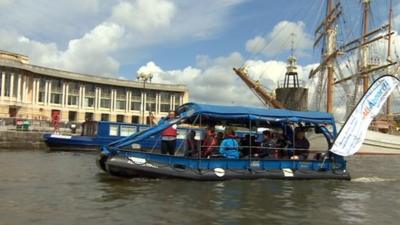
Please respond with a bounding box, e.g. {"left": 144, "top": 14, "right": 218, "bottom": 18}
{"left": 85, "top": 112, "right": 94, "bottom": 121}
{"left": 68, "top": 95, "right": 78, "bottom": 106}
{"left": 116, "top": 100, "right": 126, "bottom": 110}
{"left": 101, "top": 113, "right": 109, "bottom": 121}
{"left": 116, "top": 115, "right": 124, "bottom": 122}
{"left": 100, "top": 99, "right": 111, "bottom": 109}
{"left": 146, "top": 103, "right": 156, "bottom": 112}
{"left": 84, "top": 97, "right": 95, "bottom": 108}
{"left": 68, "top": 82, "right": 80, "bottom": 95}
{"left": 50, "top": 79, "right": 62, "bottom": 104}
{"left": 131, "top": 116, "right": 139, "bottom": 124}
{"left": 12, "top": 75, "right": 18, "bottom": 98}
{"left": 160, "top": 91, "right": 171, "bottom": 112}
{"left": 38, "top": 92, "right": 45, "bottom": 103}
{"left": 160, "top": 104, "right": 170, "bottom": 112}
{"left": 50, "top": 93, "right": 62, "bottom": 104}
{"left": 68, "top": 111, "right": 77, "bottom": 122}
{"left": 38, "top": 79, "right": 45, "bottom": 102}
{"left": 174, "top": 94, "right": 181, "bottom": 109}
{"left": 4, "top": 73, "right": 11, "bottom": 97}
{"left": 131, "top": 101, "right": 141, "bottom": 111}
{"left": 100, "top": 86, "right": 111, "bottom": 109}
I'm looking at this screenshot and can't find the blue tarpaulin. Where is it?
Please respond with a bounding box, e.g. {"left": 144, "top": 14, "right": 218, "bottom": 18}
{"left": 178, "top": 103, "right": 335, "bottom": 123}
{"left": 107, "top": 102, "right": 336, "bottom": 150}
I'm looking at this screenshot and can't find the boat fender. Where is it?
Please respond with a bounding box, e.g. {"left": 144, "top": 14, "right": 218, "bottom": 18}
{"left": 282, "top": 168, "right": 294, "bottom": 177}
{"left": 214, "top": 168, "right": 225, "bottom": 177}
{"left": 128, "top": 157, "right": 146, "bottom": 165}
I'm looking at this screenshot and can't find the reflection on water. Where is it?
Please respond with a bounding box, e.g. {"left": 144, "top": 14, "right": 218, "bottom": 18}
{"left": 0, "top": 151, "right": 399, "bottom": 225}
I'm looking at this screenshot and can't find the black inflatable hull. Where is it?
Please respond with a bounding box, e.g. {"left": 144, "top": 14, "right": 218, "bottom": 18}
{"left": 100, "top": 156, "right": 351, "bottom": 181}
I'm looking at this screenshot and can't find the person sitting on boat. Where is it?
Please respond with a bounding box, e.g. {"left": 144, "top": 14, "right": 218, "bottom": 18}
{"left": 290, "top": 128, "right": 310, "bottom": 160}
{"left": 161, "top": 111, "right": 177, "bottom": 155}
{"left": 185, "top": 130, "right": 199, "bottom": 157}
{"left": 219, "top": 127, "right": 240, "bottom": 159}
{"left": 216, "top": 131, "right": 224, "bottom": 145}
{"left": 259, "top": 130, "right": 275, "bottom": 158}
{"left": 275, "top": 133, "right": 290, "bottom": 159}
{"left": 201, "top": 125, "right": 219, "bottom": 157}
{"left": 240, "top": 134, "right": 257, "bottom": 157}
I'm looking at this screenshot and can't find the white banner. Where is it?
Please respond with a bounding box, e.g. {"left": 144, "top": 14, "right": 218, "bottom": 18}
{"left": 330, "top": 75, "right": 400, "bottom": 156}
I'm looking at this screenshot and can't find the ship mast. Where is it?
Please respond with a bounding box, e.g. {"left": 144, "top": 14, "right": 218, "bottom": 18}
{"left": 309, "top": 0, "right": 341, "bottom": 113}
{"left": 311, "top": 0, "right": 397, "bottom": 115}
{"left": 386, "top": 0, "right": 393, "bottom": 117}
{"left": 361, "top": 0, "right": 370, "bottom": 93}
{"left": 232, "top": 67, "right": 284, "bottom": 108}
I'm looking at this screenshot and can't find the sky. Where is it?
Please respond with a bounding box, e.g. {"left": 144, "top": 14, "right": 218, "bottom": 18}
{"left": 0, "top": 0, "right": 399, "bottom": 120}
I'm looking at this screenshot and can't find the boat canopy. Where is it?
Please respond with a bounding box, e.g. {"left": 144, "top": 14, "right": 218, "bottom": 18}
{"left": 106, "top": 102, "right": 336, "bottom": 151}
{"left": 177, "top": 102, "right": 335, "bottom": 124}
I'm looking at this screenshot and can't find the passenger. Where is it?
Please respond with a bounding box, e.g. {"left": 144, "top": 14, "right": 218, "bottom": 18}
{"left": 259, "top": 130, "right": 274, "bottom": 158}
{"left": 240, "top": 134, "right": 251, "bottom": 157}
{"left": 291, "top": 128, "right": 310, "bottom": 160}
{"left": 161, "top": 111, "right": 177, "bottom": 155}
{"left": 275, "top": 133, "right": 289, "bottom": 159}
{"left": 216, "top": 132, "right": 224, "bottom": 145}
{"left": 185, "top": 130, "right": 199, "bottom": 157}
{"left": 201, "top": 125, "right": 218, "bottom": 157}
{"left": 219, "top": 127, "right": 240, "bottom": 159}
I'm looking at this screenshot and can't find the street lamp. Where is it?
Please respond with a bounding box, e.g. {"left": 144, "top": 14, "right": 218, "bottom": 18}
{"left": 137, "top": 72, "right": 153, "bottom": 124}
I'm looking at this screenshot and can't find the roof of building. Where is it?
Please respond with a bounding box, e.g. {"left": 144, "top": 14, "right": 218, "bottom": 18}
{"left": 0, "top": 55, "right": 187, "bottom": 93}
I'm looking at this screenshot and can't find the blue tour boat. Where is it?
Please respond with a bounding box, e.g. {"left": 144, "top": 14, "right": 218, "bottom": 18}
{"left": 97, "top": 102, "right": 350, "bottom": 180}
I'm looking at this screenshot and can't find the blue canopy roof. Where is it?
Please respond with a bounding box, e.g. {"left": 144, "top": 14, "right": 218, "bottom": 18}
{"left": 107, "top": 102, "right": 335, "bottom": 150}
{"left": 178, "top": 102, "right": 335, "bottom": 123}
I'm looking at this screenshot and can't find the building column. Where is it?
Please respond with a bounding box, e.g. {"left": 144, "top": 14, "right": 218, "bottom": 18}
{"left": 111, "top": 89, "right": 115, "bottom": 112}
{"left": 125, "top": 90, "right": 129, "bottom": 113}
{"left": 47, "top": 81, "right": 52, "bottom": 105}
{"left": 1, "top": 72, "right": 5, "bottom": 99}
{"left": 127, "top": 91, "right": 131, "bottom": 112}
{"left": 78, "top": 84, "right": 83, "bottom": 110}
{"left": 142, "top": 92, "right": 147, "bottom": 124}
{"left": 65, "top": 83, "right": 69, "bottom": 107}
{"left": 97, "top": 88, "right": 101, "bottom": 109}
{"left": 10, "top": 73, "right": 14, "bottom": 100}
{"left": 81, "top": 85, "right": 86, "bottom": 108}
{"left": 17, "top": 74, "right": 22, "bottom": 102}
{"left": 155, "top": 93, "right": 159, "bottom": 115}
{"left": 94, "top": 87, "right": 99, "bottom": 110}
{"left": 170, "top": 94, "right": 173, "bottom": 110}
{"left": 34, "top": 79, "right": 39, "bottom": 104}
{"left": 33, "top": 79, "right": 38, "bottom": 104}
{"left": 61, "top": 82, "right": 66, "bottom": 108}
{"left": 22, "top": 75, "right": 27, "bottom": 103}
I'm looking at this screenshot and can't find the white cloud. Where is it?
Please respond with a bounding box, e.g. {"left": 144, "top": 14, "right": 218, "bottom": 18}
{"left": 111, "top": 0, "right": 176, "bottom": 32}
{"left": 137, "top": 52, "right": 320, "bottom": 108}
{"left": 0, "top": 0, "right": 12, "bottom": 8}
{"left": 0, "top": 22, "right": 124, "bottom": 75}
{"left": 0, "top": 0, "right": 245, "bottom": 75}
{"left": 246, "top": 21, "right": 313, "bottom": 58}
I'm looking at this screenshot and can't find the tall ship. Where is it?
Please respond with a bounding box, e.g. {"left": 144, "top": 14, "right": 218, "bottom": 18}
{"left": 232, "top": 0, "right": 400, "bottom": 154}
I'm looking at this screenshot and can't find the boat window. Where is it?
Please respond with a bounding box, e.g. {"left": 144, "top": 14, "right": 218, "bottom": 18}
{"left": 120, "top": 125, "right": 137, "bottom": 137}
{"left": 109, "top": 124, "right": 119, "bottom": 136}
{"left": 138, "top": 126, "right": 149, "bottom": 132}
{"left": 305, "top": 127, "right": 329, "bottom": 155}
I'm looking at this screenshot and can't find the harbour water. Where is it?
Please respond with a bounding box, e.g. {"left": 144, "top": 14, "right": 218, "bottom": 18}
{"left": 0, "top": 150, "right": 399, "bottom": 225}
